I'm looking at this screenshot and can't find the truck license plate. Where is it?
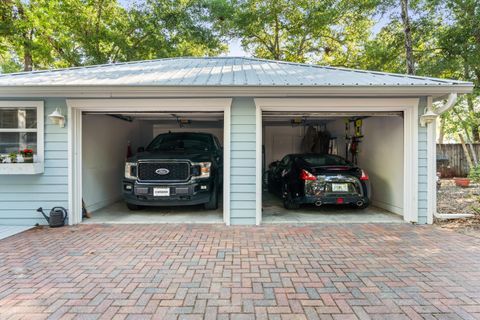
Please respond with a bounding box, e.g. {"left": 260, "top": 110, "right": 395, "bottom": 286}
{"left": 153, "top": 187, "right": 170, "bottom": 197}
{"left": 332, "top": 183, "right": 349, "bottom": 192}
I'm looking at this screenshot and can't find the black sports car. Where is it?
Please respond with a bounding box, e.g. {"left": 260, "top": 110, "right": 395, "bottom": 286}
{"left": 267, "top": 154, "right": 371, "bottom": 209}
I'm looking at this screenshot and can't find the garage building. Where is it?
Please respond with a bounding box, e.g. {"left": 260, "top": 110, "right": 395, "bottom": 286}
{"left": 0, "top": 57, "right": 473, "bottom": 225}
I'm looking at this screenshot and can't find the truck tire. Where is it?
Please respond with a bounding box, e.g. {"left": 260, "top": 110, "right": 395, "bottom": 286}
{"left": 204, "top": 184, "right": 218, "bottom": 210}
{"left": 126, "top": 203, "right": 142, "bottom": 211}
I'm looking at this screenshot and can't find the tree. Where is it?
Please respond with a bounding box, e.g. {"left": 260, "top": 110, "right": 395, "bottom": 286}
{"left": 213, "top": 0, "right": 378, "bottom": 65}
{"left": 400, "top": 0, "right": 415, "bottom": 74}
{"left": 0, "top": 0, "right": 228, "bottom": 72}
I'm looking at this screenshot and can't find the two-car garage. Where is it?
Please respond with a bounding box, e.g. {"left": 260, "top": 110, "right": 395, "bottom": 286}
{"left": 0, "top": 57, "right": 473, "bottom": 226}
{"left": 69, "top": 97, "right": 418, "bottom": 226}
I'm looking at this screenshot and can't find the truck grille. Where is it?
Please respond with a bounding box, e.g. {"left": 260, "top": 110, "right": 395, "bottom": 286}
{"left": 137, "top": 161, "right": 190, "bottom": 181}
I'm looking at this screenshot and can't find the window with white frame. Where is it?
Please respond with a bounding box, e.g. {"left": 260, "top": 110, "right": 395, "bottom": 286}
{"left": 0, "top": 101, "right": 44, "bottom": 164}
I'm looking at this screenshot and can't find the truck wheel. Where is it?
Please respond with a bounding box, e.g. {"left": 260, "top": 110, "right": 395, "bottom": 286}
{"left": 126, "top": 203, "right": 142, "bottom": 211}
{"left": 204, "top": 184, "right": 219, "bottom": 210}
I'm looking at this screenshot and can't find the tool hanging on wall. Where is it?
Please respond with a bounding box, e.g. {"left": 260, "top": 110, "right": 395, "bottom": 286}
{"left": 344, "top": 118, "right": 364, "bottom": 164}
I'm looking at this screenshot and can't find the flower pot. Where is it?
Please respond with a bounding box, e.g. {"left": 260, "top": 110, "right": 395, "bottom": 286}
{"left": 454, "top": 177, "right": 470, "bottom": 188}
{"left": 23, "top": 156, "right": 33, "bottom": 163}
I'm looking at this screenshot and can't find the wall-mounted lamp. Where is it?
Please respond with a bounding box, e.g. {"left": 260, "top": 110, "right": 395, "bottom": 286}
{"left": 419, "top": 107, "right": 438, "bottom": 127}
{"left": 48, "top": 108, "right": 66, "bottom": 128}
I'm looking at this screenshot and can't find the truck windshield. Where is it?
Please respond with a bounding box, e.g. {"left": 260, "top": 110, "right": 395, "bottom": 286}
{"left": 146, "top": 133, "right": 212, "bottom": 152}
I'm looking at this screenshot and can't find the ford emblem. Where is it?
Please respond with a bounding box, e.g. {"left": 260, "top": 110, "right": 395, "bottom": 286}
{"left": 155, "top": 168, "right": 170, "bottom": 175}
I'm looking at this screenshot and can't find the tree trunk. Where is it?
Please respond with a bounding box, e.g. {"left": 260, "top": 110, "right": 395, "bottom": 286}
{"left": 23, "top": 51, "right": 33, "bottom": 71}
{"left": 400, "top": 0, "right": 415, "bottom": 75}
{"left": 459, "top": 133, "right": 474, "bottom": 171}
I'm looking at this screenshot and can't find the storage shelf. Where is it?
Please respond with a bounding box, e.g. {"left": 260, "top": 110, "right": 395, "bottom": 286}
{"left": 0, "top": 163, "right": 44, "bottom": 175}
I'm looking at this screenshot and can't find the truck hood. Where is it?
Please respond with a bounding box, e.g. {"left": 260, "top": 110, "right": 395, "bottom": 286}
{"left": 128, "top": 150, "right": 212, "bottom": 163}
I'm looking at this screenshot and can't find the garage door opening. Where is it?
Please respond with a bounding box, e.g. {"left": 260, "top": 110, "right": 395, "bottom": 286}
{"left": 80, "top": 110, "right": 225, "bottom": 224}
{"left": 261, "top": 111, "right": 405, "bottom": 223}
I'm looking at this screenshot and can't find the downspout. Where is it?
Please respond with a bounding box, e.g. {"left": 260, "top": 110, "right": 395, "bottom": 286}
{"left": 425, "top": 93, "right": 474, "bottom": 220}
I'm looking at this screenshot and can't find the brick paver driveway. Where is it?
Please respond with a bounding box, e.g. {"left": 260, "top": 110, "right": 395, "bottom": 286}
{"left": 0, "top": 224, "right": 479, "bottom": 320}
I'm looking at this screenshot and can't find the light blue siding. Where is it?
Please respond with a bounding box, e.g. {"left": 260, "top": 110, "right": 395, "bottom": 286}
{"left": 0, "top": 99, "right": 68, "bottom": 226}
{"left": 229, "top": 98, "right": 257, "bottom": 225}
{"left": 417, "top": 97, "right": 428, "bottom": 224}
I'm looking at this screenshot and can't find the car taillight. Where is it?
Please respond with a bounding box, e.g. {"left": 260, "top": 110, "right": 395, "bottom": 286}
{"left": 360, "top": 170, "right": 369, "bottom": 181}
{"left": 300, "top": 169, "right": 317, "bottom": 181}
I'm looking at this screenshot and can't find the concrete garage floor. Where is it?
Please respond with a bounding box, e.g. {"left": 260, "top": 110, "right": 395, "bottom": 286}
{"left": 262, "top": 192, "right": 404, "bottom": 223}
{"left": 83, "top": 200, "right": 223, "bottom": 224}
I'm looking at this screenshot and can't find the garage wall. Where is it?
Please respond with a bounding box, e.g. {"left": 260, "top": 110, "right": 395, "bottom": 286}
{"left": 357, "top": 116, "right": 404, "bottom": 214}
{"left": 263, "top": 121, "right": 343, "bottom": 166}
{"left": 229, "top": 98, "right": 257, "bottom": 225}
{"left": 82, "top": 115, "right": 141, "bottom": 212}
{"left": 0, "top": 98, "right": 68, "bottom": 226}
{"left": 263, "top": 126, "right": 303, "bottom": 166}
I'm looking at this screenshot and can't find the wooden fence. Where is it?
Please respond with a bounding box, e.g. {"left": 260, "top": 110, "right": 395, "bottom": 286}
{"left": 436, "top": 143, "right": 480, "bottom": 177}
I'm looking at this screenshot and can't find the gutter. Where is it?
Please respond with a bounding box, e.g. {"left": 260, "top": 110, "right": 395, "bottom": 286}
{"left": 0, "top": 84, "right": 474, "bottom": 98}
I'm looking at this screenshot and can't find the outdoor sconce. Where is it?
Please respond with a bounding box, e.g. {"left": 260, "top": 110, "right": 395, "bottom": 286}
{"left": 48, "top": 108, "right": 66, "bottom": 128}
{"left": 420, "top": 108, "right": 438, "bottom": 127}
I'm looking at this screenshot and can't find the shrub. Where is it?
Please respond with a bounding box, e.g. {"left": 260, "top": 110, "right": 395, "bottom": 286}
{"left": 468, "top": 165, "right": 480, "bottom": 183}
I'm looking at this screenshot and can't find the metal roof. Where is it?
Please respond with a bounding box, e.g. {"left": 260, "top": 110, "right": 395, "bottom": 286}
{"left": 0, "top": 57, "right": 472, "bottom": 87}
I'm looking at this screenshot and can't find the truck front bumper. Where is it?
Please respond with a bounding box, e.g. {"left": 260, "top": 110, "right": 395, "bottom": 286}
{"left": 122, "top": 179, "right": 212, "bottom": 207}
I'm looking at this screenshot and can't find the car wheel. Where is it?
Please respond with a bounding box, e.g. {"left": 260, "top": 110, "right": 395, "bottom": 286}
{"left": 126, "top": 203, "right": 142, "bottom": 211}
{"left": 282, "top": 185, "right": 300, "bottom": 210}
{"left": 204, "top": 184, "right": 219, "bottom": 210}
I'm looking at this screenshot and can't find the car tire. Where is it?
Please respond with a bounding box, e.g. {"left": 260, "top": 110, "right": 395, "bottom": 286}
{"left": 204, "top": 184, "right": 218, "bottom": 210}
{"left": 126, "top": 203, "right": 142, "bottom": 211}
{"left": 282, "top": 185, "right": 300, "bottom": 210}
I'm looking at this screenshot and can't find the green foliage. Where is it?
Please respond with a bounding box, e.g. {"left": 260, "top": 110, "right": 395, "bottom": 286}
{"left": 468, "top": 165, "right": 480, "bottom": 183}
{"left": 210, "top": 0, "right": 379, "bottom": 64}
{"left": 0, "top": 0, "right": 228, "bottom": 71}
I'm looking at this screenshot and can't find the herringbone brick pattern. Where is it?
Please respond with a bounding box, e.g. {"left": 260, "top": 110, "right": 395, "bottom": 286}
{"left": 0, "top": 224, "right": 479, "bottom": 319}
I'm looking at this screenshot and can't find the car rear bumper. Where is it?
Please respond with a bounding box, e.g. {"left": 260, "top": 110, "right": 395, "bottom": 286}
{"left": 298, "top": 175, "right": 370, "bottom": 206}
{"left": 122, "top": 179, "right": 212, "bottom": 207}
{"left": 301, "top": 194, "right": 369, "bottom": 206}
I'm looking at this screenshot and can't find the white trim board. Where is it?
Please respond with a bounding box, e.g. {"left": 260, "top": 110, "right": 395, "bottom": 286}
{"left": 67, "top": 98, "right": 232, "bottom": 225}
{"left": 254, "top": 98, "right": 419, "bottom": 224}
{"left": 0, "top": 86, "right": 472, "bottom": 98}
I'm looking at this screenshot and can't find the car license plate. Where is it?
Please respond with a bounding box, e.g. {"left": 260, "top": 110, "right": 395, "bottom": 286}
{"left": 153, "top": 187, "right": 170, "bottom": 197}
{"left": 332, "top": 183, "right": 349, "bottom": 192}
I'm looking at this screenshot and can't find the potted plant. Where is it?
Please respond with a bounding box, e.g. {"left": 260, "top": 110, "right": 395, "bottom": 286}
{"left": 455, "top": 165, "right": 480, "bottom": 188}
{"left": 8, "top": 152, "right": 17, "bottom": 163}
{"left": 19, "top": 148, "right": 34, "bottom": 163}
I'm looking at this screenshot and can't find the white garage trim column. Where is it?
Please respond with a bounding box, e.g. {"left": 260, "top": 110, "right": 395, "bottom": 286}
{"left": 67, "top": 98, "right": 232, "bottom": 225}
{"left": 254, "top": 98, "right": 420, "bottom": 224}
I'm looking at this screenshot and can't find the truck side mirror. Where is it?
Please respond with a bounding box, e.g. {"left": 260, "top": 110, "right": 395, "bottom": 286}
{"left": 137, "top": 147, "right": 145, "bottom": 153}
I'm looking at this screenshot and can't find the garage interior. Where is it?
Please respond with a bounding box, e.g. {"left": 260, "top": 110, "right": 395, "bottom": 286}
{"left": 81, "top": 111, "right": 224, "bottom": 224}
{"left": 262, "top": 111, "right": 405, "bottom": 223}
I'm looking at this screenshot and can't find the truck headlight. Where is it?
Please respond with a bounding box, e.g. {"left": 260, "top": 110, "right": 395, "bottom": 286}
{"left": 125, "top": 162, "right": 137, "bottom": 179}
{"left": 193, "top": 162, "right": 211, "bottom": 178}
